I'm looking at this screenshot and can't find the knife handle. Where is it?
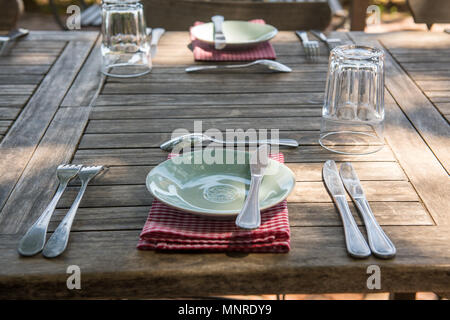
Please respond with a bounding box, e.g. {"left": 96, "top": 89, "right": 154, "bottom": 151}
{"left": 211, "top": 15, "right": 224, "bottom": 33}
{"left": 354, "top": 198, "right": 396, "bottom": 259}
{"left": 334, "top": 196, "right": 371, "bottom": 258}
{"left": 235, "top": 175, "right": 262, "bottom": 230}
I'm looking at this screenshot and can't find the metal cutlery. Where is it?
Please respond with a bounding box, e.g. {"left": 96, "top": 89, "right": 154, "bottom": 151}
{"left": 185, "top": 59, "right": 292, "bottom": 73}
{"left": 323, "top": 160, "right": 371, "bottom": 258}
{"left": 310, "top": 30, "right": 341, "bottom": 51}
{"left": 0, "top": 28, "right": 29, "bottom": 55}
{"left": 211, "top": 15, "right": 226, "bottom": 50}
{"left": 236, "top": 144, "right": 270, "bottom": 229}
{"left": 150, "top": 27, "right": 165, "bottom": 58}
{"left": 295, "top": 31, "right": 319, "bottom": 59}
{"left": 340, "top": 162, "right": 396, "bottom": 259}
{"left": 42, "top": 166, "right": 104, "bottom": 258}
{"left": 18, "top": 164, "right": 82, "bottom": 256}
{"left": 160, "top": 133, "right": 298, "bottom": 152}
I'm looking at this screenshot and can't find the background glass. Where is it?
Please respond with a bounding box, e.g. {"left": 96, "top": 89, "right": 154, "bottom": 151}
{"left": 101, "top": 0, "right": 151, "bottom": 78}
{"left": 319, "top": 45, "right": 385, "bottom": 155}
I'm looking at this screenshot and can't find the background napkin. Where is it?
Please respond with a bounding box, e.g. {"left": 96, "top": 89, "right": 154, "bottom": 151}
{"left": 190, "top": 19, "right": 277, "bottom": 61}
{"left": 137, "top": 153, "right": 290, "bottom": 253}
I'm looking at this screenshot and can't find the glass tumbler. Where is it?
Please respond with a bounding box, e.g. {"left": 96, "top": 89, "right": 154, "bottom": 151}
{"left": 101, "top": 0, "right": 151, "bottom": 77}
{"left": 319, "top": 45, "right": 385, "bottom": 155}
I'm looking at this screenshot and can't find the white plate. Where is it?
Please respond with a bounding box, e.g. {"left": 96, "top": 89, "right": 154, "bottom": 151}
{"left": 191, "top": 20, "right": 278, "bottom": 49}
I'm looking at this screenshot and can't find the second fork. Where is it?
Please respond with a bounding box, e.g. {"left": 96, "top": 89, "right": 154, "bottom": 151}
{"left": 42, "top": 166, "right": 104, "bottom": 258}
{"left": 295, "top": 31, "right": 319, "bottom": 59}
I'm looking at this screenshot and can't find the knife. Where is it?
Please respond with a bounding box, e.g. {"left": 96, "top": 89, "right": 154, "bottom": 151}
{"left": 340, "top": 162, "right": 396, "bottom": 259}
{"left": 323, "top": 160, "right": 371, "bottom": 258}
{"left": 235, "top": 144, "right": 270, "bottom": 229}
{"left": 211, "top": 15, "right": 226, "bottom": 50}
{"left": 150, "top": 28, "right": 165, "bottom": 58}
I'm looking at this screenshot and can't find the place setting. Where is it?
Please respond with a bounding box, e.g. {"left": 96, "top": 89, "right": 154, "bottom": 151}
{"left": 3, "top": 0, "right": 449, "bottom": 301}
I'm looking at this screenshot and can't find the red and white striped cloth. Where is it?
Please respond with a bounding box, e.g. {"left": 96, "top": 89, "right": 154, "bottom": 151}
{"left": 137, "top": 153, "right": 290, "bottom": 253}
{"left": 190, "top": 19, "right": 277, "bottom": 61}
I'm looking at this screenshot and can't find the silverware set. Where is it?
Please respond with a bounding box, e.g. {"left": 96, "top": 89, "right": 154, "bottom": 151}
{"left": 323, "top": 160, "right": 396, "bottom": 259}
{"left": 18, "top": 164, "right": 105, "bottom": 258}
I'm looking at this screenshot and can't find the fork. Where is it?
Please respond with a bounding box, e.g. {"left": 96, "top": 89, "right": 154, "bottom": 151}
{"left": 42, "top": 166, "right": 104, "bottom": 258}
{"left": 295, "top": 31, "right": 319, "bottom": 59}
{"left": 18, "top": 164, "right": 82, "bottom": 256}
{"left": 310, "top": 30, "right": 341, "bottom": 51}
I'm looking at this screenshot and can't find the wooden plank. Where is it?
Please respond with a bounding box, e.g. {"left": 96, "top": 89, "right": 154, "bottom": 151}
{"left": 425, "top": 91, "right": 450, "bottom": 103}
{"left": 47, "top": 201, "right": 432, "bottom": 233}
{"left": 0, "top": 40, "right": 95, "bottom": 221}
{"left": 0, "top": 84, "right": 36, "bottom": 95}
{"left": 73, "top": 145, "right": 397, "bottom": 166}
{"left": 89, "top": 105, "right": 322, "bottom": 120}
{"left": 0, "top": 107, "right": 21, "bottom": 120}
{"left": 86, "top": 117, "right": 322, "bottom": 133}
{"left": 0, "top": 65, "right": 50, "bottom": 75}
{"left": 0, "top": 120, "right": 12, "bottom": 134}
{"left": 79, "top": 131, "right": 320, "bottom": 149}
{"left": 95, "top": 92, "right": 324, "bottom": 106}
{"left": 402, "top": 62, "right": 450, "bottom": 72}
{"left": 0, "top": 108, "right": 91, "bottom": 234}
{"left": 56, "top": 180, "right": 418, "bottom": 209}
{"left": 1, "top": 226, "right": 449, "bottom": 298}
{"left": 0, "top": 53, "right": 58, "bottom": 65}
{"left": 61, "top": 36, "right": 104, "bottom": 107}
{"left": 0, "top": 95, "right": 29, "bottom": 107}
{"left": 20, "top": 31, "right": 98, "bottom": 41}
{"left": 68, "top": 162, "right": 406, "bottom": 187}
{"left": 415, "top": 81, "right": 450, "bottom": 91}
{"left": 0, "top": 74, "right": 43, "bottom": 84}
{"left": 434, "top": 103, "right": 450, "bottom": 114}
{"left": 101, "top": 81, "right": 327, "bottom": 94}
{"left": 407, "top": 70, "right": 450, "bottom": 81}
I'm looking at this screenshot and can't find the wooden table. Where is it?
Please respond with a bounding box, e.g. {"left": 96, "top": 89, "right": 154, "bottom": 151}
{"left": 0, "top": 31, "right": 449, "bottom": 299}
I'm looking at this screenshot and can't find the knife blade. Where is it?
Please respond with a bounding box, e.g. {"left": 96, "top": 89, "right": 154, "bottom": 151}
{"left": 235, "top": 144, "right": 270, "bottom": 229}
{"left": 340, "top": 162, "right": 396, "bottom": 259}
{"left": 150, "top": 28, "right": 165, "bottom": 58}
{"left": 323, "top": 160, "right": 371, "bottom": 258}
{"left": 211, "top": 15, "right": 226, "bottom": 50}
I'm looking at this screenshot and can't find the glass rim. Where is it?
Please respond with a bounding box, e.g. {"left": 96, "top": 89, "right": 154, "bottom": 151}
{"left": 332, "top": 45, "right": 384, "bottom": 60}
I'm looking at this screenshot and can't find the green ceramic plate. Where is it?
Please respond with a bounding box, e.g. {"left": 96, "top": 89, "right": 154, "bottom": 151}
{"left": 146, "top": 149, "right": 295, "bottom": 218}
{"left": 191, "top": 20, "right": 278, "bottom": 49}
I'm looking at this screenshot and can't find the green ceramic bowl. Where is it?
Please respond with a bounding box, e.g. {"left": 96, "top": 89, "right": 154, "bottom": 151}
{"left": 146, "top": 149, "right": 295, "bottom": 218}
{"left": 191, "top": 20, "right": 278, "bottom": 49}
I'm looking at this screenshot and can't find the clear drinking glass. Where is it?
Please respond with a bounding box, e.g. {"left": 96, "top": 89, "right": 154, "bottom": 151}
{"left": 101, "top": 0, "right": 151, "bottom": 77}
{"left": 319, "top": 45, "right": 385, "bottom": 155}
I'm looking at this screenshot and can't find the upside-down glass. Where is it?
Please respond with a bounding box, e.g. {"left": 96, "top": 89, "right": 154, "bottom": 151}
{"left": 101, "top": 0, "right": 151, "bottom": 77}
{"left": 319, "top": 45, "right": 385, "bottom": 155}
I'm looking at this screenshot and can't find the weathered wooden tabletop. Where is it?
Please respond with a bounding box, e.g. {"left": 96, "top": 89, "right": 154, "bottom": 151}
{"left": 0, "top": 31, "right": 448, "bottom": 299}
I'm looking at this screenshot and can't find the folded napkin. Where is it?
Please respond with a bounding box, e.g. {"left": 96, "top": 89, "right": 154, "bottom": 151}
{"left": 137, "top": 153, "right": 290, "bottom": 253}
{"left": 190, "top": 19, "right": 277, "bottom": 61}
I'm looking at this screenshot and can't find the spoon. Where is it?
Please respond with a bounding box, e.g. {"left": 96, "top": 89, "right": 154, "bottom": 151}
{"left": 185, "top": 59, "right": 292, "bottom": 73}
{"left": 160, "top": 133, "right": 298, "bottom": 151}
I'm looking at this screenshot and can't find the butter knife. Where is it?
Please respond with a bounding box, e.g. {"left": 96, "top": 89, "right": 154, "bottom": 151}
{"left": 235, "top": 145, "right": 270, "bottom": 229}
{"left": 211, "top": 15, "right": 226, "bottom": 50}
{"left": 340, "top": 162, "right": 396, "bottom": 259}
{"left": 323, "top": 160, "right": 371, "bottom": 258}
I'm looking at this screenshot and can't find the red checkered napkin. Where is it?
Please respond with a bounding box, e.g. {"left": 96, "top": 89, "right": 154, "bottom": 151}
{"left": 137, "top": 153, "right": 290, "bottom": 253}
{"left": 190, "top": 19, "right": 277, "bottom": 61}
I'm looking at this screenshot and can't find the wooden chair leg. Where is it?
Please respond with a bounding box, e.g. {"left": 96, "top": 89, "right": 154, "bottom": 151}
{"left": 389, "top": 292, "right": 416, "bottom": 300}
{"left": 350, "top": 0, "right": 370, "bottom": 31}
